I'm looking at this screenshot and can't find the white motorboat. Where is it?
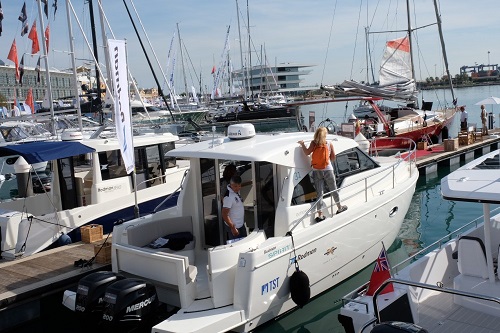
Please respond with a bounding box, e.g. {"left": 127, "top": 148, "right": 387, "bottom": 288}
{"left": 0, "top": 132, "right": 188, "bottom": 260}
{"left": 62, "top": 123, "right": 418, "bottom": 332}
{"left": 338, "top": 149, "right": 500, "bottom": 333}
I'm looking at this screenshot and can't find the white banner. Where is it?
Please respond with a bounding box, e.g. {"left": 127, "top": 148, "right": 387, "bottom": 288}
{"left": 108, "top": 39, "right": 134, "bottom": 174}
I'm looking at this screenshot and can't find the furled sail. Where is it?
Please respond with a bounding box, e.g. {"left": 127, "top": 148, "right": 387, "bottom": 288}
{"left": 328, "top": 35, "right": 418, "bottom": 102}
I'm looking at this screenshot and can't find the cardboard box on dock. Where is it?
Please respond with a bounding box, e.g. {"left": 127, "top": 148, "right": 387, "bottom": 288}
{"left": 94, "top": 241, "right": 111, "bottom": 264}
{"left": 444, "top": 138, "right": 459, "bottom": 151}
{"left": 81, "top": 224, "right": 103, "bottom": 243}
{"left": 417, "top": 141, "right": 427, "bottom": 150}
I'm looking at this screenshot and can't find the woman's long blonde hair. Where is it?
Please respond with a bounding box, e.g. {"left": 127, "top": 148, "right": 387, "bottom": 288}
{"left": 313, "top": 127, "right": 328, "bottom": 145}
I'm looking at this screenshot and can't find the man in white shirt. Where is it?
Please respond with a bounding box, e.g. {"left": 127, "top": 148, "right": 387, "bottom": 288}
{"left": 460, "top": 106, "right": 468, "bottom": 131}
{"left": 222, "top": 175, "right": 247, "bottom": 241}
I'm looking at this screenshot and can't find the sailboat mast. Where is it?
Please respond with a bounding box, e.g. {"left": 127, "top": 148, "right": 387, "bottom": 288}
{"left": 88, "top": 0, "right": 104, "bottom": 125}
{"left": 177, "top": 23, "right": 189, "bottom": 102}
{"left": 246, "top": 0, "right": 252, "bottom": 98}
{"left": 37, "top": 0, "right": 55, "bottom": 135}
{"left": 121, "top": 0, "right": 175, "bottom": 120}
{"left": 433, "top": 0, "right": 456, "bottom": 104}
{"left": 235, "top": 0, "right": 246, "bottom": 99}
{"left": 65, "top": 0, "right": 82, "bottom": 132}
{"left": 405, "top": 0, "right": 418, "bottom": 107}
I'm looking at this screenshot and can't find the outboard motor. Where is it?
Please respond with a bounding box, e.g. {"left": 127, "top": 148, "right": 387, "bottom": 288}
{"left": 101, "top": 278, "right": 159, "bottom": 327}
{"left": 75, "top": 271, "right": 125, "bottom": 319}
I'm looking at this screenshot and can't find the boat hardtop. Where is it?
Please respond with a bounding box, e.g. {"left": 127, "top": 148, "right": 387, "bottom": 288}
{"left": 167, "top": 130, "right": 359, "bottom": 167}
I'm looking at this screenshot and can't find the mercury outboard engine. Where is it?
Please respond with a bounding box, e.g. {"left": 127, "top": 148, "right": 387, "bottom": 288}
{"left": 101, "top": 278, "right": 159, "bottom": 327}
{"left": 75, "top": 271, "right": 125, "bottom": 319}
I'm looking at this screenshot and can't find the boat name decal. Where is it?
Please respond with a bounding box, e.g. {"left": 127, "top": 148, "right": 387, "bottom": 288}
{"left": 267, "top": 245, "right": 291, "bottom": 258}
{"left": 97, "top": 185, "right": 122, "bottom": 193}
{"left": 125, "top": 294, "right": 156, "bottom": 313}
{"left": 324, "top": 246, "right": 337, "bottom": 256}
{"left": 290, "top": 248, "right": 317, "bottom": 264}
{"left": 261, "top": 277, "right": 280, "bottom": 295}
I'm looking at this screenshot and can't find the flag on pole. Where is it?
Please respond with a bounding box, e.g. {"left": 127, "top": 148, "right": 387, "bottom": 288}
{"left": 0, "top": 1, "right": 4, "bottom": 36}
{"left": 7, "top": 39, "right": 20, "bottom": 82}
{"left": 107, "top": 39, "right": 134, "bottom": 174}
{"left": 45, "top": 25, "right": 50, "bottom": 51}
{"left": 365, "top": 245, "right": 394, "bottom": 296}
{"left": 28, "top": 20, "right": 40, "bottom": 55}
{"left": 41, "top": 0, "right": 49, "bottom": 19}
{"left": 18, "top": 2, "right": 29, "bottom": 36}
{"left": 26, "top": 88, "right": 35, "bottom": 114}
{"left": 53, "top": 0, "right": 58, "bottom": 19}
{"left": 211, "top": 65, "right": 216, "bottom": 74}
{"left": 35, "top": 56, "right": 41, "bottom": 83}
{"left": 19, "top": 55, "right": 25, "bottom": 86}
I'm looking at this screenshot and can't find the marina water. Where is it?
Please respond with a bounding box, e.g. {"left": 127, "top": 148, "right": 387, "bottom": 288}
{"left": 8, "top": 85, "right": 500, "bottom": 332}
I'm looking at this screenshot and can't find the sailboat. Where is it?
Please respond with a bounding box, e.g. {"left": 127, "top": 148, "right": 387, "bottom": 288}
{"left": 323, "top": 1, "right": 458, "bottom": 150}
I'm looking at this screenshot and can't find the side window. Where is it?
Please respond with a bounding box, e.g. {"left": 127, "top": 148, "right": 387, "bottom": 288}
{"left": 334, "top": 148, "right": 379, "bottom": 185}
{"left": 291, "top": 172, "right": 317, "bottom": 206}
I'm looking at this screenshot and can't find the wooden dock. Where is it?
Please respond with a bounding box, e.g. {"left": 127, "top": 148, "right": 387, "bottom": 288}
{"left": 0, "top": 239, "right": 110, "bottom": 329}
{"left": 415, "top": 130, "right": 500, "bottom": 173}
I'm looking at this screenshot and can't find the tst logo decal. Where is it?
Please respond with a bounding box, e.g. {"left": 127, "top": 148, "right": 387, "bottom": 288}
{"left": 261, "top": 277, "right": 280, "bottom": 295}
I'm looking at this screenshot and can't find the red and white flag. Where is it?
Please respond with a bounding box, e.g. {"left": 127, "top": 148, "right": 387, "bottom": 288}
{"left": 365, "top": 245, "right": 394, "bottom": 296}
{"left": 28, "top": 20, "right": 40, "bottom": 55}
{"left": 45, "top": 24, "right": 50, "bottom": 51}
{"left": 7, "top": 39, "right": 20, "bottom": 82}
{"left": 25, "top": 88, "right": 35, "bottom": 114}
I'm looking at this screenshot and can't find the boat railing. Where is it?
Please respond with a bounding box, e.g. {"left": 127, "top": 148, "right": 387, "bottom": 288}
{"left": 289, "top": 148, "right": 416, "bottom": 233}
{"left": 369, "top": 136, "right": 417, "bottom": 158}
{"left": 358, "top": 278, "right": 500, "bottom": 333}
{"left": 152, "top": 169, "right": 189, "bottom": 213}
{"left": 391, "top": 205, "right": 500, "bottom": 275}
{"left": 340, "top": 206, "right": 500, "bottom": 311}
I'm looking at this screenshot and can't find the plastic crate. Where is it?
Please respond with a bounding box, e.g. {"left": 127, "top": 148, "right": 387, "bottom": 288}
{"left": 94, "top": 241, "right": 112, "bottom": 264}
{"left": 81, "top": 224, "right": 103, "bottom": 243}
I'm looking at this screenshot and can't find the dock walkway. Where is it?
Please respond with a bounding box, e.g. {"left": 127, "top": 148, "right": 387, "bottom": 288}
{"left": 414, "top": 130, "right": 500, "bottom": 173}
{"left": 0, "top": 240, "right": 109, "bottom": 310}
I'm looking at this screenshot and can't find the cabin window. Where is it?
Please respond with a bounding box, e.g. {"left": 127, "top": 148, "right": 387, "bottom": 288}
{"left": 58, "top": 157, "right": 78, "bottom": 210}
{"left": 200, "top": 158, "right": 220, "bottom": 247}
{"left": 254, "top": 161, "right": 275, "bottom": 238}
{"left": 160, "top": 142, "right": 176, "bottom": 169}
{"left": 99, "top": 150, "right": 127, "bottom": 180}
{"left": 334, "top": 148, "right": 378, "bottom": 185}
{"left": 291, "top": 173, "right": 317, "bottom": 206}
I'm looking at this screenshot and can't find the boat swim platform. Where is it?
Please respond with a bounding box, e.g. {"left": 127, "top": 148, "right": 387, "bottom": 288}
{"left": 413, "top": 129, "right": 500, "bottom": 175}
{"left": 0, "top": 239, "right": 110, "bottom": 329}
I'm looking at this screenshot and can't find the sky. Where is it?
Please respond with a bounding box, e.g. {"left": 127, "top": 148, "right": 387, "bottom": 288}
{"left": 1, "top": 0, "right": 500, "bottom": 95}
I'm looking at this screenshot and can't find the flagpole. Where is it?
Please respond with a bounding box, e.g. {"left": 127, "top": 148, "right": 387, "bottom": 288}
{"left": 36, "top": 0, "right": 56, "bottom": 136}
{"left": 65, "top": 0, "right": 82, "bottom": 131}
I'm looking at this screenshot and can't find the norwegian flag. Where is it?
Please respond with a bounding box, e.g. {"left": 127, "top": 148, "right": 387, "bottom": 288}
{"left": 365, "top": 245, "right": 394, "bottom": 296}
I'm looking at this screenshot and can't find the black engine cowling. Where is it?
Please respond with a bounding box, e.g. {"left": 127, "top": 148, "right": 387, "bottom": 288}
{"left": 101, "top": 278, "right": 159, "bottom": 326}
{"left": 75, "top": 271, "right": 125, "bottom": 318}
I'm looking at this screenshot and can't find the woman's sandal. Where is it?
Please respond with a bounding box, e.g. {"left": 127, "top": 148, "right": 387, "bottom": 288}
{"left": 336, "top": 205, "right": 348, "bottom": 214}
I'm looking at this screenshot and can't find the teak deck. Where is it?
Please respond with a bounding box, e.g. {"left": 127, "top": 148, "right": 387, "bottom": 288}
{"left": 0, "top": 240, "right": 109, "bottom": 309}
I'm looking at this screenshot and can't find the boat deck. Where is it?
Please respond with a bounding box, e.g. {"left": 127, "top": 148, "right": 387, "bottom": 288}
{"left": 0, "top": 240, "right": 110, "bottom": 309}
{"left": 418, "top": 291, "right": 500, "bottom": 333}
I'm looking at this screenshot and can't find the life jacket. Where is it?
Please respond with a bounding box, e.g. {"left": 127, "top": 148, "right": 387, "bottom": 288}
{"left": 311, "top": 143, "right": 330, "bottom": 169}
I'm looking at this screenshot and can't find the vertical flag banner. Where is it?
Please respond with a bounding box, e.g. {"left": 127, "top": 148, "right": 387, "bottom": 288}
{"left": 365, "top": 245, "right": 394, "bottom": 296}
{"left": 26, "top": 88, "right": 34, "bottom": 114}
{"left": 45, "top": 25, "right": 50, "bottom": 51}
{"left": 28, "top": 20, "right": 40, "bottom": 55}
{"left": 7, "top": 39, "right": 20, "bottom": 82}
{"left": 53, "top": 0, "right": 58, "bottom": 19}
{"left": 0, "top": 1, "right": 4, "bottom": 36}
{"left": 35, "top": 56, "right": 41, "bottom": 83}
{"left": 18, "top": 2, "right": 28, "bottom": 36}
{"left": 107, "top": 39, "right": 134, "bottom": 174}
{"left": 19, "top": 55, "right": 25, "bottom": 86}
{"left": 41, "top": 0, "right": 49, "bottom": 19}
